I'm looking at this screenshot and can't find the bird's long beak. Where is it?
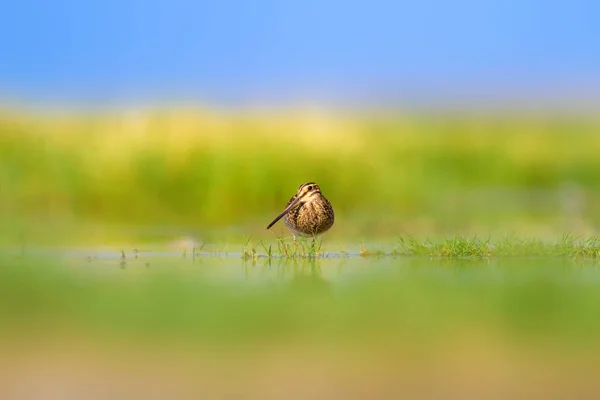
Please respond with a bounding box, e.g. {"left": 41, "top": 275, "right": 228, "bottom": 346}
{"left": 266, "top": 195, "right": 303, "bottom": 230}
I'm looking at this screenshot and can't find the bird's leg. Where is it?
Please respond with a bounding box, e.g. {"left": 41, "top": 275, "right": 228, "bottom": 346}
{"left": 292, "top": 234, "right": 297, "bottom": 257}
{"left": 310, "top": 235, "right": 316, "bottom": 256}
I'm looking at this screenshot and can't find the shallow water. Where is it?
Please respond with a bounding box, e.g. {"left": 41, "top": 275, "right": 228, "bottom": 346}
{"left": 7, "top": 244, "right": 600, "bottom": 285}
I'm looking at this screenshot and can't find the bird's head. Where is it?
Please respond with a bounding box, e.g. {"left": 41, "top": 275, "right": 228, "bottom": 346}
{"left": 266, "top": 182, "right": 323, "bottom": 230}
{"left": 295, "top": 182, "right": 322, "bottom": 203}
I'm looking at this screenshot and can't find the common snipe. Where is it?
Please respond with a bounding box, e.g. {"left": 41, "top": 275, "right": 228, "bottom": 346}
{"left": 267, "top": 182, "right": 334, "bottom": 237}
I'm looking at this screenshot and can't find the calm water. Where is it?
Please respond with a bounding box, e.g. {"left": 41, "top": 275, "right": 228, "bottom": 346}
{"left": 8, "top": 244, "right": 600, "bottom": 286}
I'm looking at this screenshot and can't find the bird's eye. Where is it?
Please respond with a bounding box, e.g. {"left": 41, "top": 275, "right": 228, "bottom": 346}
{"left": 307, "top": 185, "right": 313, "bottom": 191}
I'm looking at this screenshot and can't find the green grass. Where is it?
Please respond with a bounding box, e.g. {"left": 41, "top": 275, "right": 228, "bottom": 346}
{"left": 242, "top": 236, "right": 324, "bottom": 259}
{"left": 394, "top": 235, "right": 600, "bottom": 259}
{"left": 234, "top": 235, "right": 600, "bottom": 259}
{"left": 394, "top": 235, "right": 492, "bottom": 258}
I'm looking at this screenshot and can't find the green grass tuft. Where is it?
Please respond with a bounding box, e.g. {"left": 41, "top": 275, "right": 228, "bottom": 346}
{"left": 243, "top": 236, "right": 324, "bottom": 259}
{"left": 394, "top": 234, "right": 600, "bottom": 259}
{"left": 394, "top": 235, "right": 491, "bottom": 258}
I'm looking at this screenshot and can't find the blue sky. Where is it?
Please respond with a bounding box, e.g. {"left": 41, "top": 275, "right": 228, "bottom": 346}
{"left": 1, "top": 0, "right": 599, "bottom": 105}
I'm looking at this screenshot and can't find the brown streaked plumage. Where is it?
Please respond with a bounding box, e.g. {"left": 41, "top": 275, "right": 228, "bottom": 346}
{"left": 266, "top": 182, "right": 334, "bottom": 237}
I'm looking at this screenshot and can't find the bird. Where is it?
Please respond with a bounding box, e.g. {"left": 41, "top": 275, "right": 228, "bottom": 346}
{"left": 267, "top": 182, "right": 334, "bottom": 238}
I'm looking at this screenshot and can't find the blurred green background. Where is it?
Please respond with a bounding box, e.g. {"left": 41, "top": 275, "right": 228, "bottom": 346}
{"left": 2, "top": 108, "right": 600, "bottom": 245}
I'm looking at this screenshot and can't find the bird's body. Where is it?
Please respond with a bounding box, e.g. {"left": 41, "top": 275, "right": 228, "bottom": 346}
{"left": 267, "top": 182, "right": 334, "bottom": 237}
